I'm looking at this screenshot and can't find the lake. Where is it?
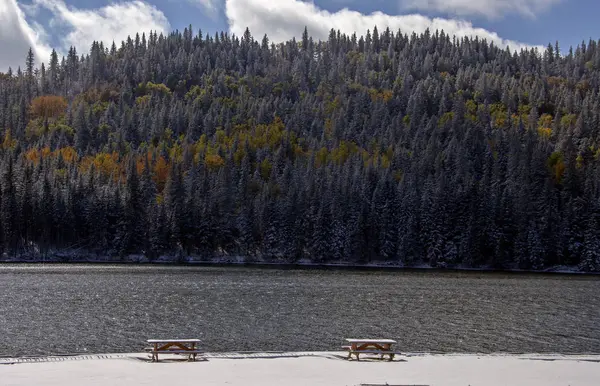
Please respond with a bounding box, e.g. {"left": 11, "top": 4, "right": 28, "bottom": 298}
{"left": 0, "top": 265, "right": 599, "bottom": 357}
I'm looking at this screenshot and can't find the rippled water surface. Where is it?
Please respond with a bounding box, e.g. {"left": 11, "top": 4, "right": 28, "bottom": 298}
{"left": 0, "top": 265, "right": 599, "bottom": 356}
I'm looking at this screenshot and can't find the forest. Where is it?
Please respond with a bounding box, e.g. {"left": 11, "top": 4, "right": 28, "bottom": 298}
{"left": 1, "top": 26, "right": 600, "bottom": 271}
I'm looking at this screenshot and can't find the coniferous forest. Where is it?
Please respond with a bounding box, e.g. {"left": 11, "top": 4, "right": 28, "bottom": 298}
{"left": 1, "top": 26, "right": 600, "bottom": 271}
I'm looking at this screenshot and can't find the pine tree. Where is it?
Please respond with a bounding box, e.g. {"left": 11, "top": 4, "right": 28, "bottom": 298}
{"left": 1, "top": 157, "right": 18, "bottom": 253}
{"left": 116, "top": 158, "right": 145, "bottom": 256}
{"left": 74, "top": 103, "right": 90, "bottom": 153}
{"left": 164, "top": 162, "right": 185, "bottom": 249}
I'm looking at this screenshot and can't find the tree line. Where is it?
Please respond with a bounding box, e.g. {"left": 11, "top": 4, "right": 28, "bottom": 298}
{"left": 0, "top": 26, "right": 599, "bottom": 271}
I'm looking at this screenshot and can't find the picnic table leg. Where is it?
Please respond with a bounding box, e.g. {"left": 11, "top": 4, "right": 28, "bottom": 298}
{"left": 153, "top": 343, "right": 158, "bottom": 362}
{"left": 386, "top": 344, "right": 394, "bottom": 361}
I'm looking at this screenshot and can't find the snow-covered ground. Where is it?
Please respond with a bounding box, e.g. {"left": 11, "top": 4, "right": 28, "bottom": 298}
{"left": 3, "top": 352, "right": 599, "bottom": 386}
{"left": 1, "top": 251, "right": 595, "bottom": 274}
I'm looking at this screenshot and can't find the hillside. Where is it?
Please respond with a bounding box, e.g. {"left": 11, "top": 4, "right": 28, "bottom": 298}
{"left": 1, "top": 26, "right": 599, "bottom": 271}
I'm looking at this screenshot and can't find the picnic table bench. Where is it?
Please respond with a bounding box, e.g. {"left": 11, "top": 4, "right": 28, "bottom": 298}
{"left": 342, "top": 339, "right": 399, "bottom": 361}
{"left": 146, "top": 339, "right": 203, "bottom": 362}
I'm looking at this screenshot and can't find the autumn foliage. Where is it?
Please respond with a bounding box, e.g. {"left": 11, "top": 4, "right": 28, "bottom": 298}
{"left": 30, "top": 95, "right": 68, "bottom": 121}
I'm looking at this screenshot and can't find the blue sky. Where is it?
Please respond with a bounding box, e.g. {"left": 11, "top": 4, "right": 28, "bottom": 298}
{"left": 0, "top": 0, "right": 597, "bottom": 71}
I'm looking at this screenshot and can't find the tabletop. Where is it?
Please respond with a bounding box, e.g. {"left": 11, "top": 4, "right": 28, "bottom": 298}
{"left": 345, "top": 339, "right": 397, "bottom": 344}
{"left": 147, "top": 339, "right": 201, "bottom": 344}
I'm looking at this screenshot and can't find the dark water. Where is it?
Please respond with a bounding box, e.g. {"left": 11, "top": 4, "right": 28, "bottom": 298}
{"left": 0, "top": 265, "right": 599, "bottom": 357}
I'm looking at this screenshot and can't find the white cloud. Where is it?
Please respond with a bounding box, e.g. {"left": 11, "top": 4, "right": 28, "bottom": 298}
{"left": 190, "top": 0, "right": 219, "bottom": 11}
{"left": 0, "top": 0, "right": 51, "bottom": 72}
{"left": 400, "top": 0, "right": 562, "bottom": 19}
{"left": 33, "top": 0, "right": 170, "bottom": 53}
{"left": 225, "top": 0, "right": 540, "bottom": 52}
{"left": 186, "top": 0, "right": 220, "bottom": 19}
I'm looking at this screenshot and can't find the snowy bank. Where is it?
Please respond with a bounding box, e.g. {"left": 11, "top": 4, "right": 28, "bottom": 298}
{"left": 0, "top": 251, "right": 596, "bottom": 274}
{"left": 2, "top": 352, "right": 600, "bottom": 386}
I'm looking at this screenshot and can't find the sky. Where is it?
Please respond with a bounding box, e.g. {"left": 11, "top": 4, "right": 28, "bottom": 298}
{"left": 0, "top": 0, "right": 597, "bottom": 72}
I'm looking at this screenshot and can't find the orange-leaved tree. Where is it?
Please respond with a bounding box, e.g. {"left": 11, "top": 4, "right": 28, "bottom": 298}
{"left": 30, "top": 95, "right": 68, "bottom": 121}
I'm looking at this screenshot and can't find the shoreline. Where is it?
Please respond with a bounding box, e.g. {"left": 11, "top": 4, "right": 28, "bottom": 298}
{"left": 3, "top": 351, "right": 600, "bottom": 360}
{"left": 1, "top": 258, "right": 597, "bottom": 276}
{"left": 3, "top": 352, "right": 600, "bottom": 386}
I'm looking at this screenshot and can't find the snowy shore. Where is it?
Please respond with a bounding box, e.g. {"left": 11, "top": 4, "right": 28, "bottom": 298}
{"left": 0, "top": 253, "right": 595, "bottom": 274}
{"left": 2, "top": 352, "right": 599, "bottom": 386}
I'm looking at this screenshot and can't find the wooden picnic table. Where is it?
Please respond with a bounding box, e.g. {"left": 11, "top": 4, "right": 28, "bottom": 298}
{"left": 343, "top": 339, "right": 398, "bottom": 361}
{"left": 146, "top": 339, "right": 203, "bottom": 362}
